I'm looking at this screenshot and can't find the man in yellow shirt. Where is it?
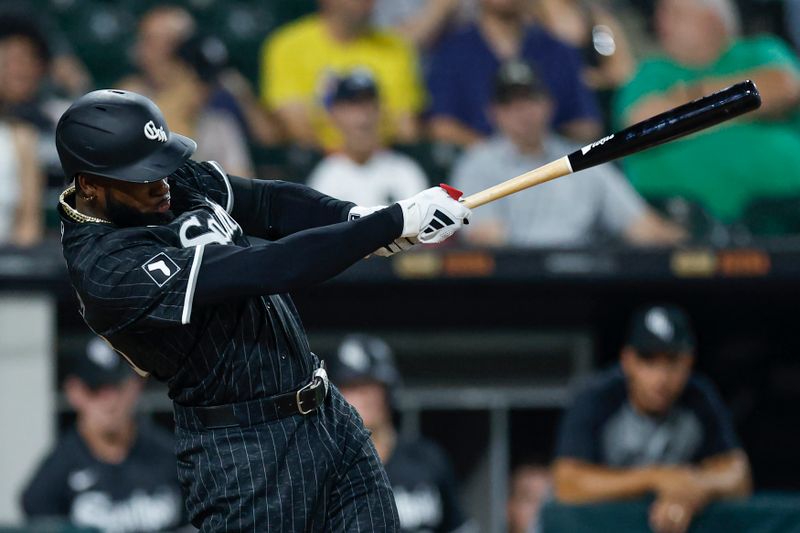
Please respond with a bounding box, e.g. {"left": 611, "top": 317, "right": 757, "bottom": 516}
{"left": 261, "top": 0, "right": 424, "bottom": 150}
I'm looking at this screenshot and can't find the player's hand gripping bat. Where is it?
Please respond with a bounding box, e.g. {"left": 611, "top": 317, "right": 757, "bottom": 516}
{"left": 441, "top": 80, "right": 761, "bottom": 208}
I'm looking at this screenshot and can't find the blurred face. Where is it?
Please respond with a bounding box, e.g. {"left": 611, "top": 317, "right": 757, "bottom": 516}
{"left": 323, "top": 0, "right": 376, "bottom": 27}
{"left": 481, "top": 0, "right": 525, "bottom": 19}
{"left": 80, "top": 175, "right": 173, "bottom": 226}
{"left": 66, "top": 377, "right": 143, "bottom": 437}
{"left": 507, "top": 466, "right": 551, "bottom": 533}
{"left": 655, "top": 0, "right": 725, "bottom": 63}
{"left": 329, "top": 98, "right": 381, "bottom": 155}
{"left": 339, "top": 381, "right": 391, "bottom": 431}
{"left": 621, "top": 347, "right": 694, "bottom": 416}
{"left": 492, "top": 94, "right": 552, "bottom": 152}
{"left": 0, "top": 36, "right": 46, "bottom": 103}
{"left": 135, "top": 9, "right": 194, "bottom": 77}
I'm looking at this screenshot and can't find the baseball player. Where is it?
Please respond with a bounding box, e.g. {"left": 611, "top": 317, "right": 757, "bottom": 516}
{"left": 327, "top": 335, "right": 476, "bottom": 533}
{"left": 21, "top": 336, "right": 187, "bottom": 532}
{"left": 54, "top": 89, "right": 471, "bottom": 531}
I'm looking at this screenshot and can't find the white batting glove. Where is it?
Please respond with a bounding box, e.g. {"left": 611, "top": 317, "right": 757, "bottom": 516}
{"left": 348, "top": 205, "right": 418, "bottom": 257}
{"left": 397, "top": 185, "right": 471, "bottom": 244}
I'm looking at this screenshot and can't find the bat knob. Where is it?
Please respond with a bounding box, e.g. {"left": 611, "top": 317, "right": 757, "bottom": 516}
{"left": 439, "top": 183, "right": 463, "bottom": 201}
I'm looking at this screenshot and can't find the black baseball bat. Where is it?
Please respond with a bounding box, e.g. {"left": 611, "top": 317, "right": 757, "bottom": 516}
{"left": 457, "top": 80, "right": 761, "bottom": 208}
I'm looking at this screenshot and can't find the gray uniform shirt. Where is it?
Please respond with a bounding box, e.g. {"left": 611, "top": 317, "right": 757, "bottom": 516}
{"left": 451, "top": 135, "right": 646, "bottom": 247}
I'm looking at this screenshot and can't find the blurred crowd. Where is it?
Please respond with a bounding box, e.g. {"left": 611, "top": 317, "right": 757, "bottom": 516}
{"left": 2, "top": 0, "right": 800, "bottom": 250}
{"left": 19, "top": 303, "right": 753, "bottom": 533}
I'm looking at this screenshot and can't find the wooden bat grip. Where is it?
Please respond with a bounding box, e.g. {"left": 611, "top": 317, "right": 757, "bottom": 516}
{"left": 460, "top": 156, "right": 574, "bottom": 209}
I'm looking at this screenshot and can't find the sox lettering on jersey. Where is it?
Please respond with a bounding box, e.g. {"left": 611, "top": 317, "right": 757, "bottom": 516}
{"left": 179, "top": 201, "right": 240, "bottom": 247}
{"left": 393, "top": 484, "right": 443, "bottom": 530}
{"left": 71, "top": 488, "right": 181, "bottom": 533}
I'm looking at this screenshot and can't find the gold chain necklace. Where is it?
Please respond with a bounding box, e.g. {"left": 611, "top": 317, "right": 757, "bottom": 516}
{"left": 59, "top": 186, "right": 113, "bottom": 225}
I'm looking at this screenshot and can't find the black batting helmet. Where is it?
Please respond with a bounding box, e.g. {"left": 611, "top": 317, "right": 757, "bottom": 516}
{"left": 55, "top": 89, "right": 197, "bottom": 183}
{"left": 326, "top": 334, "right": 401, "bottom": 390}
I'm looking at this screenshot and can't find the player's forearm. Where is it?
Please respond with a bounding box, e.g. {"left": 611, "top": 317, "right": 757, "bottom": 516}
{"left": 553, "top": 459, "right": 659, "bottom": 503}
{"left": 229, "top": 175, "right": 355, "bottom": 239}
{"left": 194, "top": 205, "right": 402, "bottom": 302}
{"left": 695, "top": 450, "right": 752, "bottom": 499}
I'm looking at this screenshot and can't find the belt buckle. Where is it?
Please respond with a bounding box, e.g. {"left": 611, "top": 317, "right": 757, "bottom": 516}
{"left": 296, "top": 364, "right": 329, "bottom": 415}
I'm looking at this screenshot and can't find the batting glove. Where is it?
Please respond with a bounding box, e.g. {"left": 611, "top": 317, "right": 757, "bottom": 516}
{"left": 396, "top": 185, "right": 471, "bottom": 244}
{"left": 349, "top": 205, "right": 417, "bottom": 257}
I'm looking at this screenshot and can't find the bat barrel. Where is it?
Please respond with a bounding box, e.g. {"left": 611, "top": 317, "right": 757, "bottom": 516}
{"left": 567, "top": 80, "right": 761, "bottom": 173}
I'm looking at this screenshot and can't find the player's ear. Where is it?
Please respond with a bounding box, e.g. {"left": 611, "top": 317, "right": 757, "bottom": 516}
{"left": 620, "top": 346, "right": 637, "bottom": 376}
{"left": 77, "top": 173, "right": 100, "bottom": 200}
{"left": 64, "top": 376, "right": 90, "bottom": 409}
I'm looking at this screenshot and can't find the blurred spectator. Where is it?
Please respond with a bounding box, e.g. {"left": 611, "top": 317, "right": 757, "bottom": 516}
{"left": 307, "top": 70, "right": 428, "bottom": 205}
{"left": 327, "top": 334, "right": 475, "bottom": 533}
{"left": 0, "top": 12, "right": 71, "bottom": 129}
{"left": 427, "top": 0, "right": 602, "bottom": 146}
{"left": 614, "top": 0, "right": 800, "bottom": 224}
{"left": 451, "top": 60, "right": 683, "bottom": 248}
{"left": 117, "top": 5, "right": 195, "bottom": 96}
{"left": 553, "top": 304, "right": 751, "bottom": 533}
{"left": 530, "top": 0, "right": 635, "bottom": 91}
{"left": 372, "top": 0, "right": 477, "bottom": 49}
{"left": 118, "top": 5, "right": 280, "bottom": 148}
{"left": 0, "top": 13, "right": 72, "bottom": 181}
{"left": 20, "top": 337, "right": 187, "bottom": 532}
{"left": 154, "top": 34, "right": 255, "bottom": 177}
{"left": 507, "top": 461, "right": 552, "bottom": 533}
{"left": 0, "top": 117, "right": 43, "bottom": 247}
{"left": 261, "top": 0, "right": 424, "bottom": 150}
{"left": 0, "top": 3, "right": 92, "bottom": 98}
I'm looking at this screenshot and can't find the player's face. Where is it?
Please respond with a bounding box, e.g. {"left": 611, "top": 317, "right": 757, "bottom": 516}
{"left": 493, "top": 94, "right": 552, "bottom": 151}
{"left": 329, "top": 98, "right": 381, "bottom": 153}
{"left": 99, "top": 177, "right": 174, "bottom": 227}
{"left": 339, "top": 381, "right": 391, "bottom": 431}
{"left": 621, "top": 348, "right": 694, "bottom": 416}
{"left": 67, "top": 377, "right": 143, "bottom": 436}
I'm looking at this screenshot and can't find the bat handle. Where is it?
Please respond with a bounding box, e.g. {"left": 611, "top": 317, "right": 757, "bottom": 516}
{"left": 439, "top": 183, "right": 464, "bottom": 201}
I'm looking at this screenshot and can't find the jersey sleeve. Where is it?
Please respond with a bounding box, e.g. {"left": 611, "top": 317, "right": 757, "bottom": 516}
{"left": 169, "top": 160, "right": 234, "bottom": 214}
{"left": 555, "top": 386, "right": 605, "bottom": 462}
{"left": 688, "top": 376, "right": 741, "bottom": 461}
{"left": 75, "top": 233, "right": 206, "bottom": 333}
{"left": 20, "top": 446, "right": 71, "bottom": 518}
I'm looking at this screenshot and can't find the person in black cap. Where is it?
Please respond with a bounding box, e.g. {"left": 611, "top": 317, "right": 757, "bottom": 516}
{"left": 452, "top": 59, "right": 684, "bottom": 248}
{"left": 307, "top": 69, "right": 428, "bottom": 207}
{"left": 20, "top": 336, "right": 187, "bottom": 532}
{"left": 327, "top": 334, "right": 475, "bottom": 533}
{"left": 552, "top": 304, "right": 752, "bottom": 533}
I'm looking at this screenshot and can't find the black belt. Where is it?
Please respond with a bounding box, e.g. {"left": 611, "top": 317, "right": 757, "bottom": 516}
{"left": 174, "top": 365, "right": 330, "bottom": 430}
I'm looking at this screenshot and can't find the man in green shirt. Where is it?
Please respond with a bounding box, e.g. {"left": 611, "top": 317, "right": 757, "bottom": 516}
{"left": 614, "top": 0, "right": 800, "bottom": 224}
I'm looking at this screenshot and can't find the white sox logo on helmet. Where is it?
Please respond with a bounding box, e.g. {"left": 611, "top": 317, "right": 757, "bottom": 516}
{"left": 144, "top": 120, "right": 168, "bottom": 143}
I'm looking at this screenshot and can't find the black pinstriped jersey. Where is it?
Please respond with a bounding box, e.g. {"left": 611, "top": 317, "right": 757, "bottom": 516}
{"left": 59, "top": 160, "right": 323, "bottom": 406}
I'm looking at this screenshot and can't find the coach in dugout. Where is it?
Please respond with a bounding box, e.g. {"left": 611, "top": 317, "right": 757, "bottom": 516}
{"left": 553, "top": 304, "right": 751, "bottom": 533}
{"left": 20, "top": 336, "right": 187, "bottom": 532}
